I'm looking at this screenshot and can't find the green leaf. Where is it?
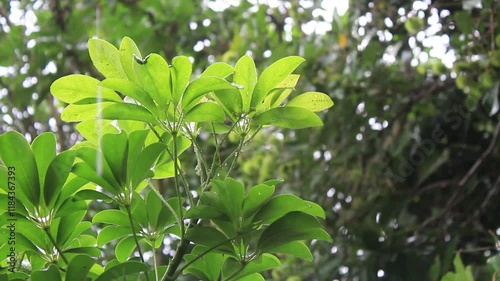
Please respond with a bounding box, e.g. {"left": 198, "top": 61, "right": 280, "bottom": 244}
{"left": 201, "top": 62, "right": 234, "bottom": 78}
{"left": 257, "top": 212, "right": 332, "bottom": 252}
{"left": 97, "top": 225, "right": 131, "bottom": 247}
{"left": 242, "top": 184, "right": 275, "bottom": 218}
{"left": 135, "top": 53, "right": 171, "bottom": 109}
{"left": 95, "top": 261, "right": 148, "bottom": 281}
{"left": 93, "top": 210, "right": 134, "bottom": 227}
{"left": 61, "top": 102, "right": 116, "bottom": 122}
{"left": 251, "top": 56, "right": 305, "bottom": 107}
{"left": 234, "top": 55, "right": 257, "bottom": 111}
{"left": 119, "top": 36, "right": 142, "bottom": 83}
{"left": 182, "top": 77, "right": 239, "bottom": 111}
{"left": 99, "top": 78, "right": 158, "bottom": 114}
{"left": 99, "top": 103, "right": 158, "bottom": 124}
{"left": 264, "top": 241, "right": 313, "bottom": 261}
{"left": 185, "top": 226, "right": 230, "bottom": 248}
{"left": 286, "top": 92, "right": 333, "bottom": 112}
{"left": 275, "top": 74, "right": 301, "bottom": 89}
{"left": 184, "top": 102, "right": 225, "bottom": 123}
{"left": 101, "top": 132, "right": 128, "bottom": 187}
{"left": 31, "top": 264, "right": 61, "bottom": 281}
{"left": 185, "top": 205, "right": 225, "bottom": 219}
{"left": 0, "top": 131, "right": 40, "bottom": 207}
{"left": 115, "top": 236, "right": 137, "bottom": 262}
{"left": 74, "top": 146, "right": 122, "bottom": 192}
{"left": 223, "top": 254, "right": 280, "bottom": 280}
{"left": 125, "top": 129, "right": 150, "bottom": 184}
{"left": 254, "top": 107, "right": 323, "bottom": 129}
{"left": 44, "top": 150, "right": 75, "bottom": 207}
{"left": 212, "top": 89, "right": 243, "bottom": 118}
{"left": 88, "top": 38, "right": 127, "bottom": 79}
{"left": 75, "top": 189, "right": 114, "bottom": 203}
{"left": 130, "top": 143, "right": 166, "bottom": 188}
{"left": 171, "top": 56, "right": 192, "bottom": 105}
{"left": 75, "top": 119, "right": 119, "bottom": 145}
{"left": 55, "top": 210, "right": 87, "bottom": 246}
{"left": 255, "top": 194, "right": 325, "bottom": 224}
{"left": 214, "top": 178, "right": 245, "bottom": 224}
{"left": 31, "top": 133, "right": 56, "bottom": 195}
{"left": 145, "top": 190, "right": 162, "bottom": 230}
{"left": 66, "top": 255, "right": 96, "bottom": 281}
{"left": 50, "top": 75, "right": 122, "bottom": 103}
{"left": 72, "top": 162, "right": 119, "bottom": 195}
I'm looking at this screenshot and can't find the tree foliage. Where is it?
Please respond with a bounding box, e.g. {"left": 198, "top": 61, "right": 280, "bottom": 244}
{"left": 0, "top": 0, "right": 499, "bottom": 280}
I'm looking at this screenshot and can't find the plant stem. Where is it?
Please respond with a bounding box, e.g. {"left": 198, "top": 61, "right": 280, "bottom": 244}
{"left": 152, "top": 243, "right": 159, "bottom": 281}
{"left": 171, "top": 237, "right": 234, "bottom": 280}
{"left": 124, "top": 205, "right": 146, "bottom": 265}
{"left": 163, "top": 239, "right": 189, "bottom": 281}
{"left": 44, "top": 228, "right": 68, "bottom": 265}
{"left": 163, "top": 131, "right": 188, "bottom": 280}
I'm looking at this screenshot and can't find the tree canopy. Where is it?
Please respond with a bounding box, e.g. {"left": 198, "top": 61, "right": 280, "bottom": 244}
{"left": 0, "top": 0, "right": 499, "bottom": 280}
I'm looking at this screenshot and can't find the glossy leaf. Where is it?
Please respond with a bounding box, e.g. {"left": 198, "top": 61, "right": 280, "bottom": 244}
{"left": 115, "top": 236, "right": 137, "bottom": 262}
{"left": 92, "top": 210, "right": 134, "bottom": 227}
{"left": 31, "top": 264, "right": 61, "bottom": 281}
{"left": 75, "top": 189, "right": 114, "bottom": 203}
{"left": 257, "top": 212, "right": 332, "bottom": 252}
{"left": 171, "top": 56, "right": 192, "bottom": 105}
{"left": 185, "top": 226, "right": 230, "bottom": 248}
{"left": 61, "top": 102, "right": 116, "bottom": 122}
{"left": 66, "top": 255, "right": 96, "bottom": 281}
{"left": 0, "top": 131, "right": 40, "bottom": 207}
{"left": 88, "top": 38, "right": 127, "bottom": 79}
{"left": 31, "top": 133, "right": 56, "bottom": 193}
{"left": 223, "top": 254, "right": 280, "bottom": 280}
{"left": 184, "top": 102, "right": 225, "bottom": 123}
{"left": 75, "top": 119, "right": 119, "bottom": 145}
{"left": 99, "top": 103, "right": 158, "bottom": 124}
{"left": 254, "top": 107, "right": 323, "bottom": 129}
{"left": 242, "top": 184, "right": 275, "bottom": 218}
{"left": 101, "top": 132, "right": 128, "bottom": 187}
{"left": 251, "top": 56, "right": 305, "bottom": 107}
{"left": 135, "top": 53, "right": 171, "bottom": 108}
{"left": 130, "top": 142, "right": 166, "bottom": 188}
{"left": 182, "top": 76, "right": 239, "bottom": 111}
{"left": 50, "top": 75, "right": 122, "bottom": 103}
{"left": 201, "top": 62, "right": 234, "bottom": 78}
{"left": 234, "top": 55, "right": 257, "bottom": 111}
{"left": 119, "top": 36, "right": 142, "bottom": 83}
{"left": 255, "top": 194, "right": 325, "bottom": 224}
{"left": 43, "top": 150, "right": 75, "bottom": 207}
{"left": 55, "top": 210, "right": 87, "bottom": 245}
{"left": 99, "top": 78, "right": 157, "bottom": 114}
{"left": 264, "top": 241, "right": 313, "bottom": 261}
{"left": 286, "top": 92, "right": 334, "bottom": 112}
{"left": 212, "top": 89, "right": 243, "bottom": 118}
{"left": 97, "top": 225, "right": 131, "bottom": 247}
{"left": 94, "top": 261, "right": 148, "bottom": 281}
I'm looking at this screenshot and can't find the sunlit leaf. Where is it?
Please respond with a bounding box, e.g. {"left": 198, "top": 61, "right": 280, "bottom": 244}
{"left": 254, "top": 107, "right": 323, "bottom": 129}
{"left": 234, "top": 55, "right": 257, "bottom": 111}
{"left": 184, "top": 102, "right": 225, "bottom": 123}
{"left": 135, "top": 53, "right": 171, "bottom": 109}
{"left": 119, "top": 36, "right": 142, "bottom": 83}
{"left": 88, "top": 38, "right": 127, "bottom": 79}
{"left": 286, "top": 92, "right": 334, "bottom": 112}
{"left": 50, "top": 75, "right": 122, "bottom": 103}
{"left": 251, "top": 56, "right": 305, "bottom": 107}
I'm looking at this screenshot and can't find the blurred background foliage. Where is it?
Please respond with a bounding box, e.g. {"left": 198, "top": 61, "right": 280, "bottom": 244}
{"left": 0, "top": 0, "right": 499, "bottom": 280}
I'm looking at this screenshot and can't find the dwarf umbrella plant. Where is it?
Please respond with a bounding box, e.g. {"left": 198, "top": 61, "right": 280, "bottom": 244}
{"left": 0, "top": 37, "right": 333, "bottom": 281}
